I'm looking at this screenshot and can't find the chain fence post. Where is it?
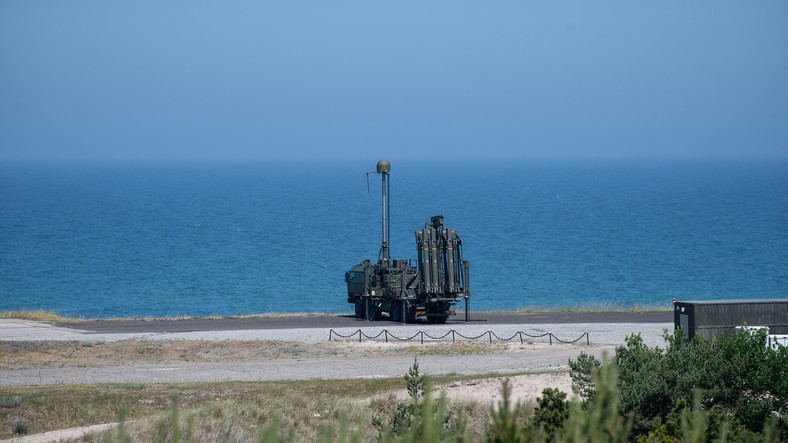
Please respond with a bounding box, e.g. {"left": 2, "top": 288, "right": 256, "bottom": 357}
{"left": 385, "top": 330, "right": 388, "bottom": 343}
{"left": 519, "top": 331, "right": 523, "bottom": 344}
{"left": 586, "top": 331, "right": 589, "bottom": 345}
{"left": 549, "top": 333, "right": 552, "bottom": 345}
{"left": 329, "top": 330, "right": 333, "bottom": 341}
{"left": 420, "top": 331, "right": 424, "bottom": 344}
{"left": 452, "top": 330, "right": 455, "bottom": 343}
{"left": 358, "top": 330, "right": 362, "bottom": 342}
{"left": 488, "top": 330, "right": 492, "bottom": 344}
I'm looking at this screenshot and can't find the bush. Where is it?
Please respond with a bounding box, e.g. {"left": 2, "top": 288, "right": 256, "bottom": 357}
{"left": 613, "top": 328, "right": 788, "bottom": 436}
{"left": 533, "top": 388, "right": 569, "bottom": 441}
{"left": 0, "top": 396, "right": 22, "bottom": 409}
{"left": 13, "top": 420, "right": 28, "bottom": 436}
{"left": 566, "top": 328, "right": 787, "bottom": 439}
{"left": 568, "top": 352, "right": 601, "bottom": 408}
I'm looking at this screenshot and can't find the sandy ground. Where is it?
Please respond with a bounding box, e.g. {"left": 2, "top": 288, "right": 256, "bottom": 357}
{"left": 440, "top": 372, "right": 573, "bottom": 404}
{"left": 0, "top": 423, "right": 120, "bottom": 443}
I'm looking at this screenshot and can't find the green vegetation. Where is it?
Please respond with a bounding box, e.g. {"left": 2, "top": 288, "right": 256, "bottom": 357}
{"left": 571, "top": 328, "right": 786, "bottom": 442}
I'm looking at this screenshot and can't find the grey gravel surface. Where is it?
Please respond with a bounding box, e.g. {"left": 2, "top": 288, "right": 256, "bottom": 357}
{"left": 1, "top": 319, "right": 671, "bottom": 345}
{"left": 0, "top": 345, "right": 613, "bottom": 387}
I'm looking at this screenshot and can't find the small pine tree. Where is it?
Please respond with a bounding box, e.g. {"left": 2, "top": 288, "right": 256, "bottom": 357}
{"left": 375, "top": 357, "right": 456, "bottom": 441}
{"left": 568, "top": 352, "right": 601, "bottom": 408}
{"left": 533, "top": 388, "right": 569, "bottom": 442}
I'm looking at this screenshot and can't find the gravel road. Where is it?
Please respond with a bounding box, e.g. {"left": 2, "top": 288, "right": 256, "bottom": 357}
{"left": 0, "top": 345, "right": 610, "bottom": 387}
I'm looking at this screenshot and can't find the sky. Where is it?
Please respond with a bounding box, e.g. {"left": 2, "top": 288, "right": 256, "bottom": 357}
{"left": 1, "top": 1, "right": 787, "bottom": 161}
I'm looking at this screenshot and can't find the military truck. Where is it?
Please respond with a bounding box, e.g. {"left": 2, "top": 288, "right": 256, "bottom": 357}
{"left": 345, "top": 160, "right": 470, "bottom": 323}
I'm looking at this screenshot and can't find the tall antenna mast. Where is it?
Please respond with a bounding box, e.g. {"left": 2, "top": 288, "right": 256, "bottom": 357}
{"left": 376, "top": 160, "right": 391, "bottom": 266}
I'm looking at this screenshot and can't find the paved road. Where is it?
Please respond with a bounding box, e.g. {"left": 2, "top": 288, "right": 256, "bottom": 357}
{"left": 69, "top": 311, "right": 672, "bottom": 334}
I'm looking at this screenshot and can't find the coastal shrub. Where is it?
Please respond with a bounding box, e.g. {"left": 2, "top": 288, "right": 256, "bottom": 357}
{"left": 12, "top": 419, "right": 28, "bottom": 436}
{"left": 614, "top": 328, "right": 788, "bottom": 436}
{"left": 568, "top": 352, "right": 601, "bottom": 408}
{"left": 565, "top": 328, "right": 788, "bottom": 439}
{"left": 634, "top": 393, "right": 778, "bottom": 443}
{"left": 560, "top": 363, "right": 632, "bottom": 442}
{"left": 0, "top": 396, "right": 22, "bottom": 409}
{"left": 533, "top": 388, "right": 569, "bottom": 441}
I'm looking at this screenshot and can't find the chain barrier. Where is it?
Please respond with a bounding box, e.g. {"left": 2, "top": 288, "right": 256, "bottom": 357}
{"left": 328, "top": 329, "right": 590, "bottom": 345}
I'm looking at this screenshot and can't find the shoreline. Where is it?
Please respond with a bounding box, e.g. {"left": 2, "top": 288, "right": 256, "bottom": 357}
{"left": 0, "top": 306, "right": 672, "bottom": 324}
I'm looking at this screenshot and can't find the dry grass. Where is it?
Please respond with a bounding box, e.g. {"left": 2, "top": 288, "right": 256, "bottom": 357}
{"left": 485, "top": 301, "right": 673, "bottom": 314}
{"left": 0, "top": 379, "right": 387, "bottom": 440}
{"left": 0, "top": 339, "right": 516, "bottom": 370}
{"left": 0, "top": 373, "right": 532, "bottom": 441}
{"left": 0, "top": 310, "right": 78, "bottom": 323}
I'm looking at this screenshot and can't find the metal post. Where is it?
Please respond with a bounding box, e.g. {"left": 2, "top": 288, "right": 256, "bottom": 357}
{"left": 358, "top": 330, "right": 362, "bottom": 342}
{"left": 549, "top": 333, "right": 552, "bottom": 345}
{"left": 385, "top": 330, "right": 388, "bottom": 343}
{"left": 420, "top": 331, "right": 424, "bottom": 344}
{"left": 329, "top": 330, "right": 333, "bottom": 341}
{"left": 452, "top": 330, "right": 455, "bottom": 343}
{"left": 381, "top": 171, "right": 389, "bottom": 263}
{"left": 465, "top": 296, "right": 469, "bottom": 322}
{"left": 488, "top": 331, "right": 492, "bottom": 344}
{"left": 519, "top": 331, "right": 523, "bottom": 344}
{"left": 377, "top": 160, "right": 391, "bottom": 266}
{"left": 586, "top": 332, "right": 589, "bottom": 345}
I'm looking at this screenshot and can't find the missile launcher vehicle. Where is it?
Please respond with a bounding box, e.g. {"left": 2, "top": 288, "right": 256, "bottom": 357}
{"left": 345, "top": 160, "right": 470, "bottom": 323}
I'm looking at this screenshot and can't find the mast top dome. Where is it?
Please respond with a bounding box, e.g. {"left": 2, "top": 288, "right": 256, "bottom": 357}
{"left": 376, "top": 160, "right": 391, "bottom": 173}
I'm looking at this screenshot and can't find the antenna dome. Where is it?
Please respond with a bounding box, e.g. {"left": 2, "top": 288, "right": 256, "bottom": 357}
{"left": 376, "top": 160, "right": 391, "bottom": 173}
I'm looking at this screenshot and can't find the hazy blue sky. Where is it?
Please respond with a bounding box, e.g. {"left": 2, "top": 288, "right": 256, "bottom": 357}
{"left": 1, "top": 1, "right": 787, "bottom": 161}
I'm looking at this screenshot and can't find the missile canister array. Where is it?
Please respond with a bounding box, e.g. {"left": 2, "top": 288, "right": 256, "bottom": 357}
{"left": 416, "top": 215, "right": 468, "bottom": 296}
{"left": 345, "top": 161, "right": 470, "bottom": 323}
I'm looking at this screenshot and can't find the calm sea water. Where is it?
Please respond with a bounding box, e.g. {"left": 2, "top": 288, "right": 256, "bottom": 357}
{"left": 1, "top": 158, "right": 786, "bottom": 318}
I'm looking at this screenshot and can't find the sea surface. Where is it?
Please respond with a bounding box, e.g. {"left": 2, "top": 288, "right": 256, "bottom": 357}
{"left": 1, "top": 158, "right": 786, "bottom": 318}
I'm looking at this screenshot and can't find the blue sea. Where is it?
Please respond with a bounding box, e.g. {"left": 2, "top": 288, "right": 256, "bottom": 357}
{"left": 1, "top": 158, "right": 786, "bottom": 318}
